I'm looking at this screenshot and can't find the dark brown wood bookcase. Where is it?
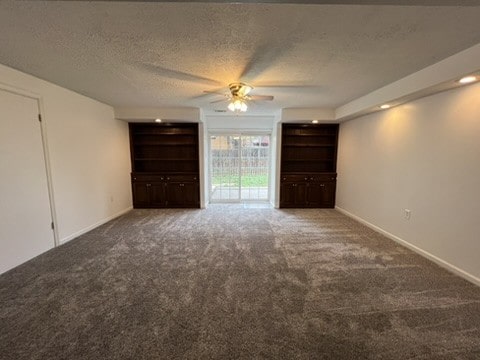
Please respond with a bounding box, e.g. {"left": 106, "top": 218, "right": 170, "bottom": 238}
{"left": 129, "top": 123, "right": 200, "bottom": 208}
{"left": 280, "top": 123, "right": 339, "bottom": 208}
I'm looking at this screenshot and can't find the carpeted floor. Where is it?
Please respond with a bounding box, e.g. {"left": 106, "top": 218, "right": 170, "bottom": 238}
{"left": 1, "top": 206, "right": 480, "bottom": 359}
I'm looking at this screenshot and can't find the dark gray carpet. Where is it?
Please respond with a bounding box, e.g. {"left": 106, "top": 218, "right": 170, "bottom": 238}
{"left": 1, "top": 206, "right": 480, "bottom": 360}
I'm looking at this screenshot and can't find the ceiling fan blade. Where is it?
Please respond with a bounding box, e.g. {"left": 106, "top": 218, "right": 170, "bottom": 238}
{"left": 240, "top": 41, "right": 293, "bottom": 81}
{"left": 250, "top": 95, "right": 274, "bottom": 101}
{"left": 210, "top": 98, "right": 228, "bottom": 104}
{"left": 203, "top": 90, "right": 228, "bottom": 96}
{"left": 137, "top": 63, "right": 221, "bottom": 85}
{"left": 254, "top": 84, "right": 319, "bottom": 89}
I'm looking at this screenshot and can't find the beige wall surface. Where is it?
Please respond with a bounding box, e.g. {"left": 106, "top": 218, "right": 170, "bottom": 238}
{"left": 0, "top": 63, "right": 132, "bottom": 245}
{"left": 337, "top": 82, "right": 480, "bottom": 283}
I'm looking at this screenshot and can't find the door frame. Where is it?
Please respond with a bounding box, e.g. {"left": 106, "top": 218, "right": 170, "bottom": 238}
{"left": 0, "top": 82, "right": 59, "bottom": 246}
{"left": 208, "top": 130, "right": 272, "bottom": 203}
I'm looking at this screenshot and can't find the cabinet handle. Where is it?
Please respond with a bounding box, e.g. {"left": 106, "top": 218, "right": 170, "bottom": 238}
{"left": 320, "top": 184, "right": 325, "bottom": 187}
{"left": 166, "top": 177, "right": 170, "bottom": 180}
{"left": 304, "top": 177, "right": 308, "bottom": 180}
{"left": 311, "top": 177, "right": 314, "bottom": 180}
{"left": 180, "top": 183, "right": 185, "bottom": 187}
{"left": 146, "top": 183, "right": 151, "bottom": 187}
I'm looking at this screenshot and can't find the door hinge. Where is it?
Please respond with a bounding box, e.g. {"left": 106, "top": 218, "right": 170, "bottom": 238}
{"left": 51, "top": 222, "right": 55, "bottom": 230}
{"left": 38, "top": 114, "right": 42, "bottom": 122}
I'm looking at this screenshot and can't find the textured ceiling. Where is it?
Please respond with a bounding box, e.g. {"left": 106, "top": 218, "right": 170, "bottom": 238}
{"left": 0, "top": 1, "right": 479, "bottom": 114}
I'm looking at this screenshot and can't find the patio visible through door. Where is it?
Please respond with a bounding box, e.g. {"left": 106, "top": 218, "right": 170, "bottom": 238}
{"left": 210, "top": 134, "right": 270, "bottom": 202}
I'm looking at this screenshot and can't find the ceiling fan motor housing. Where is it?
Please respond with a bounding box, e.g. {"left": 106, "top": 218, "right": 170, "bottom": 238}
{"left": 229, "top": 82, "right": 253, "bottom": 97}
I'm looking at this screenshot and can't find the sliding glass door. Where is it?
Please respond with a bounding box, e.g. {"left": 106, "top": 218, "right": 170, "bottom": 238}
{"left": 210, "top": 133, "right": 270, "bottom": 202}
{"left": 210, "top": 134, "right": 241, "bottom": 201}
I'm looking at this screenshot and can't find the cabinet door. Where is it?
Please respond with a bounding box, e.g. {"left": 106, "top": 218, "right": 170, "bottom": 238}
{"left": 165, "top": 181, "right": 200, "bottom": 208}
{"left": 320, "top": 181, "right": 336, "bottom": 207}
{"left": 181, "top": 182, "right": 200, "bottom": 207}
{"left": 150, "top": 182, "right": 167, "bottom": 207}
{"left": 307, "top": 181, "right": 336, "bottom": 208}
{"left": 132, "top": 181, "right": 166, "bottom": 208}
{"left": 280, "top": 182, "right": 307, "bottom": 208}
{"left": 132, "top": 182, "right": 151, "bottom": 208}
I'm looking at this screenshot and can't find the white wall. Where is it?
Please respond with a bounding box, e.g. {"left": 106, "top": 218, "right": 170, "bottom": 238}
{"left": 114, "top": 106, "right": 200, "bottom": 122}
{"left": 281, "top": 108, "right": 335, "bottom": 122}
{"left": 206, "top": 115, "right": 274, "bottom": 131}
{"left": 272, "top": 111, "right": 282, "bottom": 208}
{"left": 0, "top": 63, "right": 132, "bottom": 245}
{"left": 336, "top": 82, "right": 480, "bottom": 284}
{"left": 198, "top": 110, "right": 207, "bottom": 208}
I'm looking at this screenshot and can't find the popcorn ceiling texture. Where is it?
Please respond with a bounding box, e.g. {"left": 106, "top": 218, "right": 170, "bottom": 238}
{"left": 1, "top": 206, "right": 479, "bottom": 359}
{"left": 0, "top": 1, "right": 480, "bottom": 112}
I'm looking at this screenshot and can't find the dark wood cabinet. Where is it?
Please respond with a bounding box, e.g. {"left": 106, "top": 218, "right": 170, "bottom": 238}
{"left": 129, "top": 123, "right": 200, "bottom": 208}
{"left": 280, "top": 181, "right": 307, "bottom": 207}
{"left": 131, "top": 181, "right": 154, "bottom": 207}
{"left": 164, "top": 174, "right": 200, "bottom": 207}
{"left": 280, "top": 124, "right": 339, "bottom": 208}
{"left": 280, "top": 174, "right": 336, "bottom": 208}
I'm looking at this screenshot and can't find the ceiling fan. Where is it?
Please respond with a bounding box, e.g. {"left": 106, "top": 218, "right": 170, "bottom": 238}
{"left": 204, "top": 82, "right": 274, "bottom": 112}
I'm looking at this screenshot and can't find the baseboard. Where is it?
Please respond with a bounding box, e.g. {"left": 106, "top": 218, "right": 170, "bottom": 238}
{"left": 335, "top": 206, "right": 480, "bottom": 287}
{"left": 59, "top": 206, "right": 133, "bottom": 245}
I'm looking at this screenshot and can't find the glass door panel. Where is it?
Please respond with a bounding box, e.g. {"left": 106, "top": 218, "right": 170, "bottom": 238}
{"left": 210, "top": 133, "right": 270, "bottom": 202}
{"left": 210, "top": 135, "right": 240, "bottom": 201}
{"left": 240, "top": 135, "right": 270, "bottom": 201}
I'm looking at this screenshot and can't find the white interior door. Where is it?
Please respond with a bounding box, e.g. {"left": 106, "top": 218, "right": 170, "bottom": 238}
{"left": 0, "top": 89, "right": 55, "bottom": 274}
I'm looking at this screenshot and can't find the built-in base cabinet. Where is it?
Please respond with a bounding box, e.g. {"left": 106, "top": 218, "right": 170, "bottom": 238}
{"left": 132, "top": 174, "right": 199, "bottom": 208}
{"left": 280, "top": 174, "right": 336, "bottom": 208}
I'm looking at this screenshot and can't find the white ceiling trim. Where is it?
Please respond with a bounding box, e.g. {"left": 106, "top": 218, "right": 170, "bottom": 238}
{"left": 335, "top": 42, "right": 480, "bottom": 121}
{"left": 114, "top": 107, "right": 201, "bottom": 122}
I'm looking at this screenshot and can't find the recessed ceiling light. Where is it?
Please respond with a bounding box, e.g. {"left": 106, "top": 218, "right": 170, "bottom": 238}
{"left": 380, "top": 104, "right": 390, "bottom": 109}
{"left": 155, "top": 118, "right": 162, "bottom": 123}
{"left": 312, "top": 120, "right": 319, "bottom": 124}
{"left": 459, "top": 76, "right": 477, "bottom": 84}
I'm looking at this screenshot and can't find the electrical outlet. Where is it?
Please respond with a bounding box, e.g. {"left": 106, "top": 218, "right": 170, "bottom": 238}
{"left": 404, "top": 209, "right": 411, "bottom": 220}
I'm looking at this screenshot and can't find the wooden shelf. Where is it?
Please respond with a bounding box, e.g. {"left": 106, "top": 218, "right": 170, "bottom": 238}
{"left": 282, "top": 159, "right": 334, "bottom": 161}
{"left": 282, "top": 144, "right": 336, "bottom": 147}
{"left": 282, "top": 133, "right": 337, "bottom": 137}
{"left": 134, "top": 158, "right": 198, "bottom": 161}
{"left": 134, "top": 143, "right": 197, "bottom": 146}
{"left": 133, "top": 132, "right": 195, "bottom": 135}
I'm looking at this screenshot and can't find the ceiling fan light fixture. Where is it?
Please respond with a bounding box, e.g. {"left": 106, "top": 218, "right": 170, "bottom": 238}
{"left": 208, "top": 82, "right": 272, "bottom": 112}
{"left": 228, "top": 98, "right": 248, "bottom": 112}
